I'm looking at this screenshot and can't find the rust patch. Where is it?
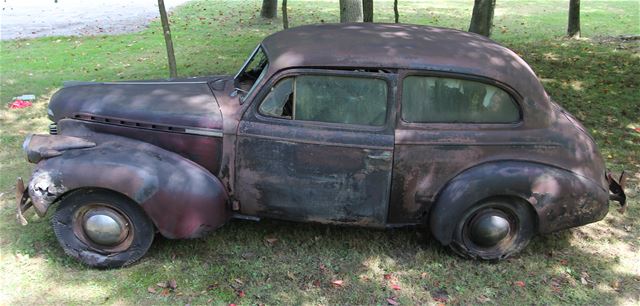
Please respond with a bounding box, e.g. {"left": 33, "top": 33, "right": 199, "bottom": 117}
{"left": 28, "top": 170, "right": 67, "bottom": 217}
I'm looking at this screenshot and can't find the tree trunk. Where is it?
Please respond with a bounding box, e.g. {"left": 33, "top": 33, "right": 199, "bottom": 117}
{"left": 158, "top": 0, "right": 177, "bottom": 78}
{"left": 468, "top": 0, "right": 496, "bottom": 37}
{"left": 282, "top": 0, "right": 288, "bottom": 29}
{"left": 339, "top": 0, "right": 363, "bottom": 23}
{"left": 393, "top": 0, "right": 399, "bottom": 23}
{"left": 261, "top": 0, "right": 278, "bottom": 19}
{"left": 363, "top": 0, "right": 373, "bottom": 22}
{"left": 567, "top": 0, "right": 580, "bottom": 38}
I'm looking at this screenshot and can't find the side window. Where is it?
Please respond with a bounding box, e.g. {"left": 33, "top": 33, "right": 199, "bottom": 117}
{"left": 259, "top": 78, "right": 294, "bottom": 119}
{"left": 259, "top": 75, "right": 388, "bottom": 126}
{"left": 401, "top": 76, "right": 519, "bottom": 123}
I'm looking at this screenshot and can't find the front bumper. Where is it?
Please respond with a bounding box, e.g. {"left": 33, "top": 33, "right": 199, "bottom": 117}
{"left": 607, "top": 171, "right": 627, "bottom": 213}
{"left": 16, "top": 175, "right": 53, "bottom": 225}
{"left": 16, "top": 177, "right": 33, "bottom": 225}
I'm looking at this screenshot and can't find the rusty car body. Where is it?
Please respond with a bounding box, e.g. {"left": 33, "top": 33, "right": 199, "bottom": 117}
{"left": 17, "top": 23, "right": 627, "bottom": 268}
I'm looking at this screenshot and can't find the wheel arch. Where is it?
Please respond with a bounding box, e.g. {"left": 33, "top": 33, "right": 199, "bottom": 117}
{"left": 428, "top": 160, "right": 608, "bottom": 245}
{"left": 26, "top": 135, "right": 231, "bottom": 239}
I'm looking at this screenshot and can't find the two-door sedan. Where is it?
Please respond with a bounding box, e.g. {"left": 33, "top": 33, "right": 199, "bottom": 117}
{"left": 17, "top": 23, "right": 626, "bottom": 268}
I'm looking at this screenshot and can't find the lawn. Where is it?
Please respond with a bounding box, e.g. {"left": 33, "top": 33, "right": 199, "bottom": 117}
{"left": 1, "top": 0, "right": 639, "bottom": 304}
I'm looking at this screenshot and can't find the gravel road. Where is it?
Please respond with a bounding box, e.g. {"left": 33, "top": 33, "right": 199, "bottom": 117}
{"left": 1, "top": 0, "right": 191, "bottom": 40}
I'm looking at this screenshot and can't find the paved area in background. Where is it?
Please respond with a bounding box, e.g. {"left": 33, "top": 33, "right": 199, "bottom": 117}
{"left": 0, "top": 0, "right": 191, "bottom": 40}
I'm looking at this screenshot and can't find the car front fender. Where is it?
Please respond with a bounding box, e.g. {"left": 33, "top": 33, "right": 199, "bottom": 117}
{"left": 24, "top": 133, "right": 230, "bottom": 239}
{"left": 429, "top": 161, "right": 609, "bottom": 245}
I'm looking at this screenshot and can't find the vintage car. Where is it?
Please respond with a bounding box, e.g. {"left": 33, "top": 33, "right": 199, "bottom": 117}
{"left": 17, "top": 23, "right": 626, "bottom": 268}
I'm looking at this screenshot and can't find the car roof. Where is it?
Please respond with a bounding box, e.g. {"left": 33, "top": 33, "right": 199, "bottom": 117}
{"left": 260, "top": 23, "right": 552, "bottom": 125}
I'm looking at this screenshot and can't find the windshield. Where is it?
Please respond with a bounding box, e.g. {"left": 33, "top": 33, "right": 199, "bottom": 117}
{"left": 234, "top": 45, "right": 269, "bottom": 102}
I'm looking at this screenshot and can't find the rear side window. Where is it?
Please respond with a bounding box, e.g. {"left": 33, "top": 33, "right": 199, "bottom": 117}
{"left": 401, "top": 76, "right": 519, "bottom": 123}
{"left": 259, "top": 75, "right": 388, "bottom": 126}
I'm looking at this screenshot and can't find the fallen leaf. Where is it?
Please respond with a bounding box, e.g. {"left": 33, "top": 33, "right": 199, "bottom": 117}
{"left": 431, "top": 289, "right": 449, "bottom": 303}
{"left": 477, "top": 294, "right": 491, "bottom": 303}
{"left": 386, "top": 297, "right": 399, "bottom": 305}
{"left": 420, "top": 272, "right": 429, "bottom": 279}
{"left": 159, "top": 288, "right": 170, "bottom": 297}
{"left": 610, "top": 280, "right": 621, "bottom": 291}
{"left": 581, "top": 277, "right": 588, "bottom": 285}
{"left": 559, "top": 259, "right": 568, "bottom": 265}
{"left": 384, "top": 274, "right": 392, "bottom": 280}
{"left": 312, "top": 279, "right": 321, "bottom": 287}
{"left": 391, "top": 284, "right": 401, "bottom": 291}
{"left": 157, "top": 282, "right": 167, "bottom": 288}
{"left": 319, "top": 263, "right": 327, "bottom": 272}
{"left": 234, "top": 279, "right": 244, "bottom": 285}
{"left": 331, "top": 280, "right": 344, "bottom": 287}
{"left": 168, "top": 279, "right": 177, "bottom": 290}
{"left": 514, "top": 281, "right": 526, "bottom": 287}
{"left": 241, "top": 252, "right": 255, "bottom": 259}
{"left": 237, "top": 290, "right": 245, "bottom": 298}
{"left": 265, "top": 237, "right": 278, "bottom": 244}
{"left": 147, "top": 286, "right": 157, "bottom": 294}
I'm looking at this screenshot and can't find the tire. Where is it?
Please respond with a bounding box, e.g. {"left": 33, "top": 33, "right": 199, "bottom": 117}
{"left": 52, "top": 190, "right": 155, "bottom": 268}
{"left": 449, "top": 197, "right": 535, "bottom": 260}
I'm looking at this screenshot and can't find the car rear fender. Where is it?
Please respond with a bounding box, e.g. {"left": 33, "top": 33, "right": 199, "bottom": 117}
{"left": 429, "top": 161, "right": 609, "bottom": 245}
{"left": 24, "top": 132, "right": 230, "bottom": 239}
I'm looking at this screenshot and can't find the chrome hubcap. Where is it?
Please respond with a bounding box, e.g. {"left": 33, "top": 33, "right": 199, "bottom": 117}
{"left": 82, "top": 208, "right": 128, "bottom": 246}
{"left": 469, "top": 212, "right": 511, "bottom": 247}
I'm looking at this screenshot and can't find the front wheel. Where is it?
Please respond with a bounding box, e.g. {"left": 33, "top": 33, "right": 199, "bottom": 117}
{"left": 450, "top": 197, "right": 535, "bottom": 260}
{"left": 52, "top": 190, "right": 155, "bottom": 268}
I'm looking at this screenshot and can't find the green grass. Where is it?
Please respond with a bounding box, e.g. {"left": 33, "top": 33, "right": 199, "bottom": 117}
{"left": 1, "top": 0, "right": 639, "bottom": 304}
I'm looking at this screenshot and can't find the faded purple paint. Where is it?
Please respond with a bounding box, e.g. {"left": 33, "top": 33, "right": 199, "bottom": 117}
{"left": 19, "top": 23, "right": 615, "bottom": 244}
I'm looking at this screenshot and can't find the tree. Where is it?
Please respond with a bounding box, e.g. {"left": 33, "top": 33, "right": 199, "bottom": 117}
{"left": 282, "top": 0, "right": 289, "bottom": 29}
{"left": 339, "top": 0, "right": 363, "bottom": 23}
{"left": 261, "top": 0, "right": 278, "bottom": 19}
{"left": 393, "top": 0, "right": 399, "bottom": 23}
{"left": 567, "top": 0, "right": 580, "bottom": 38}
{"left": 158, "top": 0, "right": 177, "bottom": 78}
{"left": 468, "top": 0, "right": 496, "bottom": 37}
{"left": 363, "top": 0, "right": 373, "bottom": 22}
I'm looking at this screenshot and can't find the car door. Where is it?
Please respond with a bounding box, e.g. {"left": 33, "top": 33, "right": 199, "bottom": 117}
{"left": 235, "top": 69, "right": 395, "bottom": 226}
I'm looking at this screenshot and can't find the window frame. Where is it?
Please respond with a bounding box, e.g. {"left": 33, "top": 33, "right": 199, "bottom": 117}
{"left": 397, "top": 70, "right": 524, "bottom": 128}
{"left": 253, "top": 68, "right": 395, "bottom": 131}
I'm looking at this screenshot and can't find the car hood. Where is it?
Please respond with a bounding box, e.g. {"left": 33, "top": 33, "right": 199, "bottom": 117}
{"left": 49, "top": 77, "right": 225, "bottom": 130}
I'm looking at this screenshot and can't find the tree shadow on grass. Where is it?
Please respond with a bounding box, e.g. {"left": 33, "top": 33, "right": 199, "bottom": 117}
{"left": 2, "top": 192, "right": 637, "bottom": 305}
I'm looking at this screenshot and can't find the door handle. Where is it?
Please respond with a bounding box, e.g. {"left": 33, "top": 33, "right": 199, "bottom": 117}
{"left": 367, "top": 151, "right": 392, "bottom": 161}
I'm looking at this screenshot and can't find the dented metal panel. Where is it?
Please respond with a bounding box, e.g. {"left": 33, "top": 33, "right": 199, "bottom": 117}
{"left": 24, "top": 119, "right": 230, "bottom": 239}
{"left": 234, "top": 69, "right": 396, "bottom": 226}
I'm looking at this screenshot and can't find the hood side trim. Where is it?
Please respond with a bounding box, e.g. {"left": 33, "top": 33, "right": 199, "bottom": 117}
{"left": 72, "top": 113, "right": 223, "bottom": 137}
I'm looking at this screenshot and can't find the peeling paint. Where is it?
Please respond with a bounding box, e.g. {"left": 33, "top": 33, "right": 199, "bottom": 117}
{"left": 28, "top": 170, "right": 67, "bottom": 216}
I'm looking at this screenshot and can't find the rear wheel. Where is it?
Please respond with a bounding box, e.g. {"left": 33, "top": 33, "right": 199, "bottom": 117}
{"left": 450, "top": 197, "right": 535, "bottom": 260}
{"left": 52, "top": 190, "right": 154, "bottom": 268}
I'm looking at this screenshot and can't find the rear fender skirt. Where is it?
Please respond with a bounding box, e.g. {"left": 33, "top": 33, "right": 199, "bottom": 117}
{"left": 429, "top": 161, "right": 609, "bottom": 245}
{"left": 27, "top": 133, "right": 230, "bottom": 239}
